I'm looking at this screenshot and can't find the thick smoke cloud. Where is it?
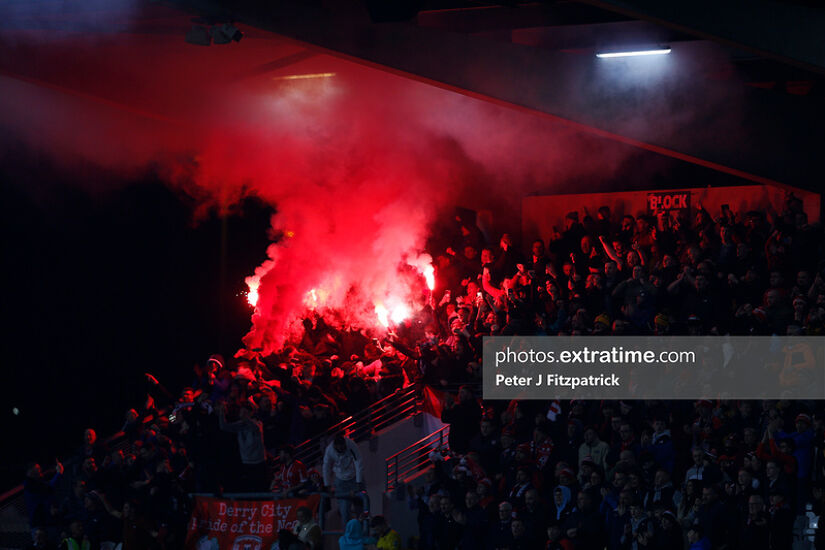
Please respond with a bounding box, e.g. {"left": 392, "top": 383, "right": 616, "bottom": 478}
{"left": 0, "top": 21, "right": 648, "bottom": 352}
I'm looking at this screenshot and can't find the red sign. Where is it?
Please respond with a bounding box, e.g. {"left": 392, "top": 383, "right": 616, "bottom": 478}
{"left": 185, "top": 494, "right": 320, "bottom": 550}
{"left": 647, "top": 191, "right": 690, "bottom": 215}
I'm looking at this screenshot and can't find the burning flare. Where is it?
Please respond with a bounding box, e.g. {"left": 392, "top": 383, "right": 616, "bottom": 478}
{"left": 246, "top": 285, "right": 259, "bottom": 308}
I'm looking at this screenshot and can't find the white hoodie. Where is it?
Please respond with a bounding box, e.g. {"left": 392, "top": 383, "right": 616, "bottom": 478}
{"left": 323, "top": 438, "right": 364, "bottom": 485}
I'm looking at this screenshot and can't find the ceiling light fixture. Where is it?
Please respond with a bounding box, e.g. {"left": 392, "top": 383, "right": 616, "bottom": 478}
{"left": 596, "top": 46, "right": 671, "bottom": 58}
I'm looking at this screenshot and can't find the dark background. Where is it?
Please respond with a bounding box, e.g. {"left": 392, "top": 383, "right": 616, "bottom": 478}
{"left": 0, "top": 144, "right": 271, "bottom": 490}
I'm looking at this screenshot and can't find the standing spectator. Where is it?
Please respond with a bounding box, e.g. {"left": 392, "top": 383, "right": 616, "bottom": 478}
{"left": 339, "top": 518, "right": 367, "bottom": 550}
{"left": 685, "top": 447, "right": 721, "bottom": 484}
{"left": 644, "top": 470, "right": 675, "bottom": 512}
{"left": 26, "top": 528, "right": 55, "bottom": 550}
{"left": 488, "top": 501, "right": 515, "bottom": 550}
{"left": 777, "top": 412, "right": 814, "bottom": 506}
{"left": 687, "top": 524, "right": 711, "bottom": 550}
{"left": 653, "top": 510, "right": 683, "bottom": 549}
{"left": 369, "top": 515, "right": 401, "bottom": 550}
{"left": 58, "top": 521, "right": 89, "bottom": 550}
{"left": 563, "top": 491, "right": 604, "bottom": 550}
{"left": 697, "top": 484, "right": 733, "bottom": 549}
{"left": 270, "top": 445, "right": 308, "bottom": 495}
{"left": 24, "top": 460, "right": 64, "bottom": 531}
{"left": 767, "top": 490, "right": 794, "bottom": 550}
{"left": 739, "top": 494, "right": 770, "bottom": 550}
{"left": 441, "top": 386, "right": 482, "bottom": 455}
{"left": 323, "top": 435, "right": 365, "bottom": 522}
{"left": 579, "top": 426, "right": 609, "bottom": 472}
{"left": 218, "top": 401, "right": 266, "bottom": 491}
{"left": 293, "top": 506, "right": 322, "bottom": 550}
{"left": 435, "top": 495, "right": 462, "bottom": 550}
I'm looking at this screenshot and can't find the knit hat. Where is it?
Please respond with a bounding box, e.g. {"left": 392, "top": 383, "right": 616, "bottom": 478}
{"left": 796, "top": 413, "right": 812, "bottom": 424}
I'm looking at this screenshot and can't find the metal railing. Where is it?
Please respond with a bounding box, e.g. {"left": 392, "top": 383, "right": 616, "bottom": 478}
{"left": 385, "top": 425, "right": 450, "bottom": 492}
{"left": 287, "top": 383, "right": 422, "bottom": 470}
{"left": 0, "top": 384, "right": 425, "bottom": 546}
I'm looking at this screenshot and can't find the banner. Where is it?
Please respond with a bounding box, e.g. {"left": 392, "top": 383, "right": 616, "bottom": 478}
{"left": 421, "top": 385, "right": 446, "bottom": 418}
{"left": 647, "top": 191, "right": 690, "bottom": 216}
{"left": 185, "top": 494, "right": 320, "bottom": 550}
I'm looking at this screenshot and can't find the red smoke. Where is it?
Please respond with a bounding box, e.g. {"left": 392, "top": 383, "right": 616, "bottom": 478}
{"left": 0, "top": 7, "right": 639, "bottom": 354}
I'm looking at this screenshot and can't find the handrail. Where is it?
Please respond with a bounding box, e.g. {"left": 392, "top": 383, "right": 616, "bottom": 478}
{"left": 283, "top": 383, "right": 422, "bottom": 470}
{"left": 296, "top": 384, "right": 419, "bottom": 445}
{"left": 386, "top": 425, "right": 450, "bottom": 491}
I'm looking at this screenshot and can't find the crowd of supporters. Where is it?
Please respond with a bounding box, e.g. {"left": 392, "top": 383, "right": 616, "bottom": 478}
{"left": 413, "top": 194, "right": 825, "bottom": 550}
{"left": 20, "top": 193, "right": 825, "bottom": 549}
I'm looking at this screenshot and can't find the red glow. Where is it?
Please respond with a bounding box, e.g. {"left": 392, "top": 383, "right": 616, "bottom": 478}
{"left": 247, "top": 287, "right": 259, "bottom": 308}
{"left": 424, "top": 266, "right": 435, "bottom": 290}
{"left": 374, "top": 303, "right": 389, "bottom": 328}
{"left": 374, "top": 299, "right": 412, "bottom": 329}
{"left": 1, "top": 12, "right": 717, "bottom": 354}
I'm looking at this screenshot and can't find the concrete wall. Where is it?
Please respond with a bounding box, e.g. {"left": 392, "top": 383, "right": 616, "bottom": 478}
{"left": 321, "top": 412, "right": 446, "bottom": 534}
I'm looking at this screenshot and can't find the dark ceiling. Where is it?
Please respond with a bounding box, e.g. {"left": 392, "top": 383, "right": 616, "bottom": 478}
{"left": 161, "top": 0, "right": 825, "bottom": 191}
{"left": 1, "top": 0, "right": 823, "bottom": 191}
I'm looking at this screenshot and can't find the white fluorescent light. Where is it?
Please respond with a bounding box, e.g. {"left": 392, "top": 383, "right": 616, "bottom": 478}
{"left": 596, "top": 47, "right": 671, "bottom": 58}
